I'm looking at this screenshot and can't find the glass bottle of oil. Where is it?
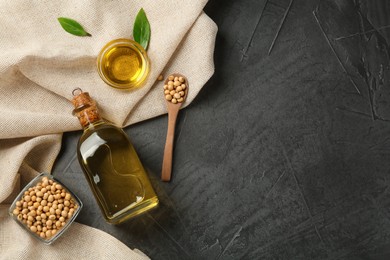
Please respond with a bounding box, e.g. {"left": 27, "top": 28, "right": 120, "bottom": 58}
{"left": 71, "top": 89, "right": 158, "bottom": 224}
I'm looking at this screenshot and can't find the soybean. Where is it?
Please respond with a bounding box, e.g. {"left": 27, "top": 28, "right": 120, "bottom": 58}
{"left": 163, "top": 74, "right": 187, "bottom": 103}
{"left": 11, "top": 176, "right": 78, "bottom": 240}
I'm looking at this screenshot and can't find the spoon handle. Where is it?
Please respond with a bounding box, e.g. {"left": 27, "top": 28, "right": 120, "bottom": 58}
{"left": 161, "top": 106, "right": 180, "bottom": 181}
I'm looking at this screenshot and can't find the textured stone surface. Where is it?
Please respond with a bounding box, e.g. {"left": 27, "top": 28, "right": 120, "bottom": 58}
{"left": 53, "top": 0, "right": 390, "bottom": 259}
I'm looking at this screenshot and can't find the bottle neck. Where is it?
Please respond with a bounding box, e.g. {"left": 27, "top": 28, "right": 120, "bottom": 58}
{"left": 83, "top": 119, "right": 105, "bottom": 131}
{"left": 73, "top": 105, "right": 103, "bottom": 129}
{"left": 71, "top": 90, "right": 104, "bottom": 129}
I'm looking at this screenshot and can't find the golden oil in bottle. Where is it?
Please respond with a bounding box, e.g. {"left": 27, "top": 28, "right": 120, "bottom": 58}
{"left": 97, "top": 39, "right": 150, "bottom": 90}
{"left": 71, "top": 89, "right": 158, "bottom": 224}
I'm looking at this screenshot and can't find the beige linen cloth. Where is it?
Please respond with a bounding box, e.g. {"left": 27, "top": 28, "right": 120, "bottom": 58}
{"left": 0, "top": 0, "right": 217, "bottom": 259}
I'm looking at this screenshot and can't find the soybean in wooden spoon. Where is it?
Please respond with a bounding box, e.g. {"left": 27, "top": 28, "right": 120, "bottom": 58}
{"left": 161, "top": 74, "right": 188, "bottom": 182}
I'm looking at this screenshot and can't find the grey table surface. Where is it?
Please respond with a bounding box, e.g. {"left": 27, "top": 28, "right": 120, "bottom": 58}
{"left": 52, "top": 0, "right": 390, "bottom": 259}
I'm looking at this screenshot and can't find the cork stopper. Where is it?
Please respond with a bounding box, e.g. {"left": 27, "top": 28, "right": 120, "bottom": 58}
{"left": 72, "top": 88, "right": 93, "bottom": 108}
{"left": 72, "top": 88, "right": 102, "bottom": 128}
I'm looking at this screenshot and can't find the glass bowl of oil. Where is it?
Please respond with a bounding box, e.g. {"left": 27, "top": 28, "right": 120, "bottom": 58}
{"left": 97, "top": 38, "right": 150, "bottom": 90}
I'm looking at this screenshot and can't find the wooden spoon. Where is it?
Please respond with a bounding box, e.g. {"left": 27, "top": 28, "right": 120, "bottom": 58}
{"left": 161, "top": 73, "right": 189, "bottom": 182}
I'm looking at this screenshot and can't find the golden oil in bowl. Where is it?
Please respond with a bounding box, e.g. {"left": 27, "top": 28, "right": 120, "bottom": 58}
{"left": 97, "top": 39, "right": 150, "bottom": 90}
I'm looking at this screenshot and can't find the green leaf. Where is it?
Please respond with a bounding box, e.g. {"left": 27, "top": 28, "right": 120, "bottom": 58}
{"left": 133, "top": 8, "right": 150, "bottom": 50}
{"left": 57, "top": 17, "right": 91, "bottom": 37}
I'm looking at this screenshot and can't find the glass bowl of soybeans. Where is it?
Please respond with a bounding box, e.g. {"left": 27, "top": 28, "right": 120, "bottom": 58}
{"left": 8, "top": 173, "right": 83, "bottom": 245}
